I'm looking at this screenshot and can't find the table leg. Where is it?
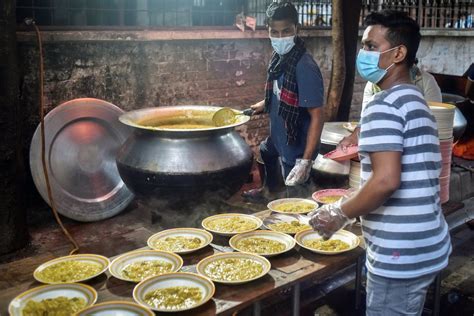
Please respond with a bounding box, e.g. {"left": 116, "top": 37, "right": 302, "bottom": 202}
{"left": 253, "top": 301, "right": 261, "bottom": 316}
{"left": 355, "top": 255, "right": 363, "bottom": 310}
{"left": 292, "top": 283, "right": 301, "bottom": 316}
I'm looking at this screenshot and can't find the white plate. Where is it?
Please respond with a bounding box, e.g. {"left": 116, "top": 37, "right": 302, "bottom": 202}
{"left": 262, "top": 213, "right": 311, "bottom": 235}
{"left": 133, "top": 272, "right": 215, "bottom": 313}
{"left": 147, "top": 228, "right": 213, "bottom": 254}
{"left": 109, "top": 250, "right": 183, "bottom": 282}
{"left": 229, "top": 230, "right": 295, "bottom": 257}
{"left": 267, "top": 198, "right": 318, "bottom": 215}
{"left": 9, "top": 283, "right": 97, "bottom": 316}
{"left": 76, "top": 301, "right": 154, "bottom": 316}
{"left": 33, "top": 254, "right": 110, "bottom": 284}
{"left": 201, "top": 213, "right": 262, "bottom": 236}
{"left": 196, "top": 252, "right": 271, "bottom": 285}
{"left": 294, "top": 229, "right": 360, "bottom": 255}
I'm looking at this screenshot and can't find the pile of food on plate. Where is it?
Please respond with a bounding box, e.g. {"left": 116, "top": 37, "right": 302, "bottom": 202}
{"left": 150, "top": 236, "right": 202, "bottom": 252}
{"left": 303, "top": 238, "right": 350, "bottom": 251}
{"left": 268, "top": 220, "right": 311, "bottom": 234}
{"left": 22, "top": 296, "right": 87, "bottom": 316}
{"left": 121, "top": 260, "right": 174, "bottom": 282}
{"left": 203, "top": 257, "right": 265, "bottom": 282}
{"left": 143, "top": 286, "right": 203, "bottom": 311}
{"left": 36, "top": 261, "right": 102, "bottom": 283}
{"left": 235, "top": 237, "right": 286, "bottom": 254}
{"left": 206, "top": 217, "right": 258, "bottom": 233}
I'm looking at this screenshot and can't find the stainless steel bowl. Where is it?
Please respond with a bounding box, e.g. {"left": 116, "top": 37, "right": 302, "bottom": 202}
{"left": 313, "top": 154, "right": 350, "bottom": 175}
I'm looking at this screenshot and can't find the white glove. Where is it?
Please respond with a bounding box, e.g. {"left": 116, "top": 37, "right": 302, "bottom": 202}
{"left": 309, "top": 200, "right": 355, "bottom": 240}
{"left": 285, "top": 159, "right": 313, "bottom": 186}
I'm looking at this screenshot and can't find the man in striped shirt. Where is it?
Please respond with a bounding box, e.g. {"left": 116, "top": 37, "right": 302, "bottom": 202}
{"left": 309, "top": 10, "right": 451, "bottom": 315}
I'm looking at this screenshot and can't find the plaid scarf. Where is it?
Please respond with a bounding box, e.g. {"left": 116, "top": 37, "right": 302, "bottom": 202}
{"left": 264, "top": 36, "right": 306, "bottom": 144}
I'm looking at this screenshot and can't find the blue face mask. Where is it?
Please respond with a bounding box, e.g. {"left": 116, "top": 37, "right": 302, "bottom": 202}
{"left": 270, "top": 35, "right": 296, "bottom": 55}
{"left": 356, "top": 46, "right": 399, "bottom": 84}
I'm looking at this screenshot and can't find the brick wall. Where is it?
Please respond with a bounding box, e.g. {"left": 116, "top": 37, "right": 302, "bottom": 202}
{"left": 18, "top": 35, "right": 334, "bottom": 157}
{"left": 17, "top": 30, "right": 473, "bottom": 188}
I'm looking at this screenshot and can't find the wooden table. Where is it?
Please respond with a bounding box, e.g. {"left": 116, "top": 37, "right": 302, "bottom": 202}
{"left": 0, "top": 211, "right": 365, "bottom": 316}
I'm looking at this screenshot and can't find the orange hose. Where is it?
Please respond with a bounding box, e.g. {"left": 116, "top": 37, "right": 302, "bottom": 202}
{"left": 32, "top": 22, "right": 80, "bottom": 255}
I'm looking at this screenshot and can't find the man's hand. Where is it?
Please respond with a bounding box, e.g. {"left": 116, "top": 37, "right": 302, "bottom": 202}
{"left": 250, "top": 100, "right": 265, "bottom": 114}
{"left": 338, "top": 128, "right": 360, "bottom": 151}
{"left": 308, "top": 203, "right": 354, "bottom": 240}
{"left": 285, "top": 159, "right": 312, "bottom": 186}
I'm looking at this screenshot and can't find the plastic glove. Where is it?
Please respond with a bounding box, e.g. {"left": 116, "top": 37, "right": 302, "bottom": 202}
{"left": 285, "top": 159, "right": 313, "bottom": 186}
{"left": 309, "top": 202, "right": 355, "bottom": 240}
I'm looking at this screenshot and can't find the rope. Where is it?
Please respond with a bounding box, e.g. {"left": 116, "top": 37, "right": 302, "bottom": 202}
{"left": 32, "top": 21, "right": 80, "bottom": 255}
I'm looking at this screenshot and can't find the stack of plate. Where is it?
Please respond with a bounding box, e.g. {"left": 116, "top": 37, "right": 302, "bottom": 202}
{"left": 439, "top": 175, "right": 450, "bottom": 204}
{"left": 439, "top": 138, "right": 453, "bottom": 178}
{"left": 439, "top": 137, "right": 453, "bottom": 204}
{"left": 428, "top": 102, "right": 455, "bottom": 204}
{"left": 349, "top": 159, "right": 361, "bottom": 189}
{"left": 429, "top": 102, "right": 456, "bottom": 141}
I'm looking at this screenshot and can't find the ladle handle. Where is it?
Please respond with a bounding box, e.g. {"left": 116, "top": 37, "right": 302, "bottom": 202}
{"left": 242, "top": 108, "right": 255, "bottom": 116}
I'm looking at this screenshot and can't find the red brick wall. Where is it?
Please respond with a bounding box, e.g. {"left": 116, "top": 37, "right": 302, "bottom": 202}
{"left": 18, "top": 36, "right": 332, "bottom": 156}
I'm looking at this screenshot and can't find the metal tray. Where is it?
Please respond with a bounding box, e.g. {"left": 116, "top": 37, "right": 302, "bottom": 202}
{"left": 321, "top": 122, "right": 352, "bottom": 145}
{"left": 29, "top": 98, "right": 134, "bottom": 222}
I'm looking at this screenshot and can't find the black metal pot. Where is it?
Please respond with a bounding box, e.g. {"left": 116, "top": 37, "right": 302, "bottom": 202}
{"left": 116, "top": 106, "right": 253, "bottom": 200}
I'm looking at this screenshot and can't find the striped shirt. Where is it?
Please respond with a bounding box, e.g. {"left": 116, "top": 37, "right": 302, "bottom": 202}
{"left": 359, "top": 84, "right": 451, "bottom": 279}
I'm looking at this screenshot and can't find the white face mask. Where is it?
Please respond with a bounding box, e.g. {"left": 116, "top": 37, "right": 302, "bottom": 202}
{"left": 270, "top": 35, "right": 296, "bottom": 55}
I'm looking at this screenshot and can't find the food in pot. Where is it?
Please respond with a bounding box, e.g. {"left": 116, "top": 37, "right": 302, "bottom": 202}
{"left": 318, "top": 195, "right": 343, "bottom": 204}
{"left": 303, "top": 238, "right": 350, "bottom": 251}
{"left": 268, "top": 221, "right": 311, "bottom": 234}
{"left": 144, "top": 286, "right": 202, "bottom": 310}
{"left": 154, "top": 123, "right": 215, "bottom": 129}
{"left": 151, "top": 236, "right": 202, "bottom": 252}
{"left": 206, "top": 217, "right": 258, "bottom": 233}
{"left": 204, "top": 258, "right": 264, "bottom": 281}
{"left": 22, "top": 296, "right": 86, "bottom": 316}
{"left": 235, "top": 237, "right": 286, "bottom": 254}
{"left": 121, "top": 260, "right": 173, "bottom": 282}
{"left": 36, "top": 260, "right": 102, "bottom": 283}
{"left": 273, "top": 201, "right": 315, "bottom": 213}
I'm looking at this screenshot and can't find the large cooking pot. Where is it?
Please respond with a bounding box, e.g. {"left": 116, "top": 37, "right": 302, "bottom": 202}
{"left": 116, "top": 106, "right": 253, "bottom": 200}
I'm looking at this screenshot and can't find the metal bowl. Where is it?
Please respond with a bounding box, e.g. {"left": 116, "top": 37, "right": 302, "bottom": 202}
{"left": 313, "top": 154, "right": 350, "bottom": 176}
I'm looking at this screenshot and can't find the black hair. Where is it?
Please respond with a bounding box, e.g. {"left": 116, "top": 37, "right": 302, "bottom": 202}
{"left": 364, "top": 10, "right": 421, "bottom": 67}
{"left": 265, "top": 1, "right": 298, "bottom": 26}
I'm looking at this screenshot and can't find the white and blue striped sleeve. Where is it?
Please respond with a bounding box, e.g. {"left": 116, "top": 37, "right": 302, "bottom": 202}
{"left": 359, "top": 100, "right": 405, "bottom": 153}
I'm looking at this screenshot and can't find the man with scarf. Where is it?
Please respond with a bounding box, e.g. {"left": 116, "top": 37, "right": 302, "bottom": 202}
{"left": 242, "top": 1, "right": 324, "bottom": 203}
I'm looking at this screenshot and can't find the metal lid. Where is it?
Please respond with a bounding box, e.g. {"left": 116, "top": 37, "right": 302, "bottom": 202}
{"left": 29, "top": 98, "right": 134, "bottom": 222}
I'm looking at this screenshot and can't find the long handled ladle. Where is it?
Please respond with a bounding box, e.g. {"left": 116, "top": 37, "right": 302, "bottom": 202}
{"left": 212, "top": 107, "right": 254, "bottom": 127}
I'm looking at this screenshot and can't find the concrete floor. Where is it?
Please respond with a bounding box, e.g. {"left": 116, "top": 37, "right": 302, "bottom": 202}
{"left": 1, "top": 171, "right": 473, "bottom": 315}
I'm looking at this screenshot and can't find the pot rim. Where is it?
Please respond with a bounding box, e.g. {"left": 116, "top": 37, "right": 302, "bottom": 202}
{"left": 119, "top": 105, "right": 250, "bottom": 132}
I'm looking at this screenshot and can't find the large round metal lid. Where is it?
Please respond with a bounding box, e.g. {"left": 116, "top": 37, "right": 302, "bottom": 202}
{"left": 29, "top": 98, "right": 134, "bottom": 222}
{"left": 321, "top": 122, "right": 352, "bottom": 145}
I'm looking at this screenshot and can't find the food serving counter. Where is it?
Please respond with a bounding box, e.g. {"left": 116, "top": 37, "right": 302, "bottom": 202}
{"left": 0, "top": 210, "right": 365, "bottom": 316}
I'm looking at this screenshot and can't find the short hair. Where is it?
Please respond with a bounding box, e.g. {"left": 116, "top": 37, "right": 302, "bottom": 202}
{"left": 364, "top": 10, "right": 421, "bottom": 67}
{"left": 265, "top": 1, "right": 298, "bottom": 26}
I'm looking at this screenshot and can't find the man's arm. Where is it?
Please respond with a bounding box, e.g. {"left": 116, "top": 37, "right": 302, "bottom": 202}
{"left": 421, "top": 72, "right": 442, "bottom": 103}
{"left": 338, "top": 127, "right": 360, "bottom": 150}
{"left": 308, "top": 150, "right": 401, "bottom": 239}
{"left": 341, "top": 150, "right": 401, "bottom": 218}
{"left": 302, "top": 107, "right": 323, "bottom": 160}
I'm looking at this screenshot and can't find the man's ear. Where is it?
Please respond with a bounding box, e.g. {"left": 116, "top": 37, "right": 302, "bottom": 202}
{"left": 394, "top": 45, "right": 408, "bottom": 64}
